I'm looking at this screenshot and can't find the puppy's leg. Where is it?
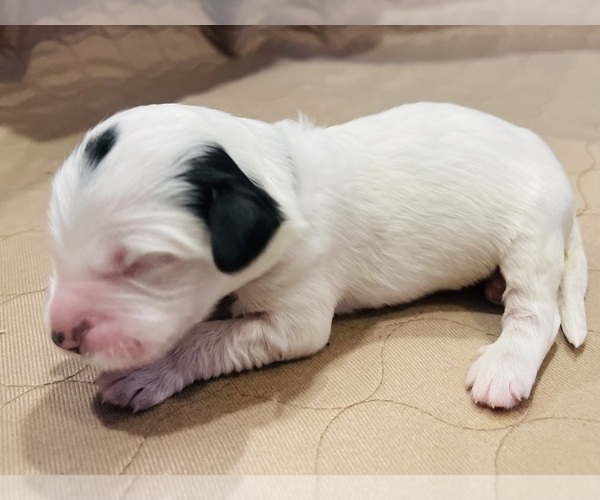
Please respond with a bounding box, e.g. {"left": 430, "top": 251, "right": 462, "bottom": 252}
{"left": 96, "top": 303, "right": 334, "bottom": 411}
{"left": 484, "top": 268, "right": 506, "bottom": 306}
{"left": 466, "top": 231, "right": 563, "bottom": 409}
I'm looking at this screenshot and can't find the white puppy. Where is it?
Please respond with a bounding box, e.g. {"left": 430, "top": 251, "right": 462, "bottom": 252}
{"left": 45, "top": 102, "right": 587, "bottom": 411}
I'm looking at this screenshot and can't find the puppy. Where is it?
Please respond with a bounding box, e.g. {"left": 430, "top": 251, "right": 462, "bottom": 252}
{"left": 45, "top": 102, "right": 588, "bottom": 411}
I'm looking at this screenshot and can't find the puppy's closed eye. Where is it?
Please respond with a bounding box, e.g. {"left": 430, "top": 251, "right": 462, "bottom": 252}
{"left": 108, "top": 250, "right": 178, "bottom": 282}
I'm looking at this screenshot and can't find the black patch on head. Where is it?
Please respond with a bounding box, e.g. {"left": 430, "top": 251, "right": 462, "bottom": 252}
{"left": 179, "top": 145, "right": 282, "bottom": 274}
{"left": 84, "top": 126, "right": 117, "bottom": 170}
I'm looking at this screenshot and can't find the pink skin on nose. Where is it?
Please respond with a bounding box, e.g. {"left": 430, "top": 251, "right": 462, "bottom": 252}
{"left": 49, "top": 284, "right": 144, "bottom": 360}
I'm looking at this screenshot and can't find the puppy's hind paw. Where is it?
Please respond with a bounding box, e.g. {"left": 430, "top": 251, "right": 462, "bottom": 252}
{"left": 466, "top": 343, "right": 536, "bottom": 410}
{"left": 96, "top": 360, "right": 187, "bottom": 412}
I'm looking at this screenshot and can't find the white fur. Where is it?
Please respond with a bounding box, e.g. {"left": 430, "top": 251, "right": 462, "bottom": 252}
{"left": 47, "top": 102, "right": 588, "bottom": 411}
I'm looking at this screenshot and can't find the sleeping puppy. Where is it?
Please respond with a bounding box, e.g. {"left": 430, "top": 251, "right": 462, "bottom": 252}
{"left": 44, "top": 102, "right": 588, "bottom": 411}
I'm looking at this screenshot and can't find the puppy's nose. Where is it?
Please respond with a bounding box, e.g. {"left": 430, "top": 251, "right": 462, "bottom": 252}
{"left": 51, "top": 330, "right": 65, "bottom": 346}
{"left": 50, "top": 321, "right": 90, "bottom": 354}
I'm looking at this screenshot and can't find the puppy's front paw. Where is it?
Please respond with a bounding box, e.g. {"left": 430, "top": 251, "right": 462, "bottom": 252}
{"left": 465, "top": 343, "right": 536, "bottom": 409}
{"left": 96, "top": 360, "right": 187, "bottom": 412}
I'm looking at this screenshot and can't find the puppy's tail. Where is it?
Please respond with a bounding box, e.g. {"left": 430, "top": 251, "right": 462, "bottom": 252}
{"left": 558, "top": 218, "right": 588, "bottom": 347}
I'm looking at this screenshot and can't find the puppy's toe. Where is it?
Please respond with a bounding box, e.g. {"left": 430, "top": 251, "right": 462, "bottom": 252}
{"left": 95, "top": 371, "right": 129, "bottom": 392}
{"left": 95, "top": 362, "right": 186, "bottom": 412}
{"left": 466, "top": 344, "right": 536, "bottom": 409}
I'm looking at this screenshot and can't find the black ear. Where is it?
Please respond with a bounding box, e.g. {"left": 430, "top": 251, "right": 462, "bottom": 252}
{"left": 180, "top": 145, "right": 282, "bottom": 273}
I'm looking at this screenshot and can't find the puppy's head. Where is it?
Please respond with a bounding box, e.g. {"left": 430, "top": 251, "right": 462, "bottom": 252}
{"left": 44, "top": 104, "right": 296, "bottom": 371}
